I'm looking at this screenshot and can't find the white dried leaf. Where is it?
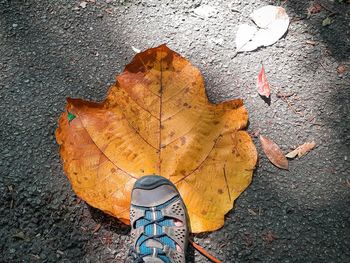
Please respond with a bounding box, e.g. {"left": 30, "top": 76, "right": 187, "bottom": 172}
{"left": 235, "top": 24, "right": 258, "bottom": 52}
{"left": 235, "top": 5, "right": 290, "bottom": 52}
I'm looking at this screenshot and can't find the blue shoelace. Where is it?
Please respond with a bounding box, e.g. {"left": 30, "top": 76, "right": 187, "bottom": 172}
{"left": 129, "top": 197, "right": 179, "bottom": 263}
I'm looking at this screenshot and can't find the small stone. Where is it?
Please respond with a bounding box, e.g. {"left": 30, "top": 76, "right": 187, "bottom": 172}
{"left": 193, "top": 5, "right": 216, "bottom": 18}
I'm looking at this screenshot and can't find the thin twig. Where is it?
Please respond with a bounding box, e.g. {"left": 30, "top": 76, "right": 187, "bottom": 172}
{"left": 320, "top": 62, "right": 333, "bottom": 74}
{"left": 318, "top": 1, "right": 339, "bottom": 15}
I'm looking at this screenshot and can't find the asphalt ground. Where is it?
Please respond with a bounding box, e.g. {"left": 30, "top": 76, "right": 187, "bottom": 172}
{"left": 1, "top": 0, "right": 349, "bottom": 262}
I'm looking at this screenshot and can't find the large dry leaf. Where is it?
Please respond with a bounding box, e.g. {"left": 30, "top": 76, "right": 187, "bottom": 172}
{"left": 56, "top": 45, "right": 257, "bottom": 233}
{"left": 260, "top": 135, "right": 288, "bottom": 170}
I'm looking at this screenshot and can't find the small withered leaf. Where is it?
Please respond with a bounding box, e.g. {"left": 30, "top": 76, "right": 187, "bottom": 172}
{"left": 260, "top": 135, "right": 288, "bottom": 170}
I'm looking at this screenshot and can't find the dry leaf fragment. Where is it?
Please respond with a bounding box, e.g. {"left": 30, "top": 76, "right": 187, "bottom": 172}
{"left": 306, "top": 40, "right": 317, "bottom": 46}
{"left": 259, "top": 135, "right": 288, "bottom": 170}
{"left": 307, "top": 3, "right": 322, "bottom": 16}
{"left": 235, "top": 5, "right": 290, "bottom": 52}
{"left": 336, "top": 65, "right": 346, "bottom": 75}
{"left": 263, "top": 231, "right": 277, "bottom": 243}
{"left": 322, "top": 17, "right": 333, "bottom": 27}
{"left": 286, "top": 141, "right": 316, "bottom": 158}
{"left": 56, "top": 45, "right": 257, "bottom": 233}
{"left": 248, "top": 208, "right": 257, "bottom": 216}
{"left": 257, "top": 64, "right": 271, "bottom": 98}
{"left": 105, "top": 8, "right": 113, "bottom": 14}
{"left": 92, "top": 223, "right": 101, "bottom": 233}
{"left": 12, "top": 231, "right": 26, "bottom": 240}
{"left": 79, "top": 1, "right": 87, "bottom": 9}
{"left": 131, "top": 46, "right": 141, "bottom": 53}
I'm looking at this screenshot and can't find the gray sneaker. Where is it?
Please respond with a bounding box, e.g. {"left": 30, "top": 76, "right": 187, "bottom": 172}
{"left": 129, "top": 175, "right": 189, "bottom": 263}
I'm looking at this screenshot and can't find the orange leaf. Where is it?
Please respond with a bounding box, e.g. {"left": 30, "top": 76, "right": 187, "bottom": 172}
{"left": 286, "top": 141, "right": 316, "bottom": 158}
{"left": 259, "top": 135, "right": 288, "bottom": 170}
{"left": 55, "top": 45, "right": 257, "bottom": 233}
{"left": 257, "top": 64, "right": 270, "bottom": 98}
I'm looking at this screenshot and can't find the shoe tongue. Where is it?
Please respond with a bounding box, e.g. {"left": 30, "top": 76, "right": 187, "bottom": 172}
{"left": 131, "top": 185, "right": 178, "bottom": 207}
{"left": 145, "top": 239, "right": 163, "bottom": 249}
{"left": 142, "top": 256, "right": 164, "bottom": 263}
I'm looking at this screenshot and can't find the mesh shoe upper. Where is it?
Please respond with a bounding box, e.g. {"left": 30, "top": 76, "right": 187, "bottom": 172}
{"left": 129, "top": 175, "right": 188, "bottom": 263}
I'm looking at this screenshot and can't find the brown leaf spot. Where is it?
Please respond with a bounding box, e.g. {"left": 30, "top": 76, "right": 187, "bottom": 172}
{"left": 169, "top": 131, "right": 175, "bottom": 137}
{"left": 131, "top": 107, "right": 140, "bottom": 115}
{"left": 180, "top": 137, "right": 186, "bottom": 145}
{"left": 217, "top": 189, "right": 224, "bottom": 194}
{"left": 180, "top": 170, "right": 186, "bottom": 175}
{"left": 174, "top": 145, "right": 179, "bottom": 150}
{"left": 201, "top": 210, "right": 207, "bottom": 215}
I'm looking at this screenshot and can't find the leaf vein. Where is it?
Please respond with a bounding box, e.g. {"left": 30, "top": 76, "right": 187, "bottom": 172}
{"left": 173, "top": 134, "right": 222, "bottom": 184}
{"left": 77, "top": 114, "right": 138, "bottom": 180}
